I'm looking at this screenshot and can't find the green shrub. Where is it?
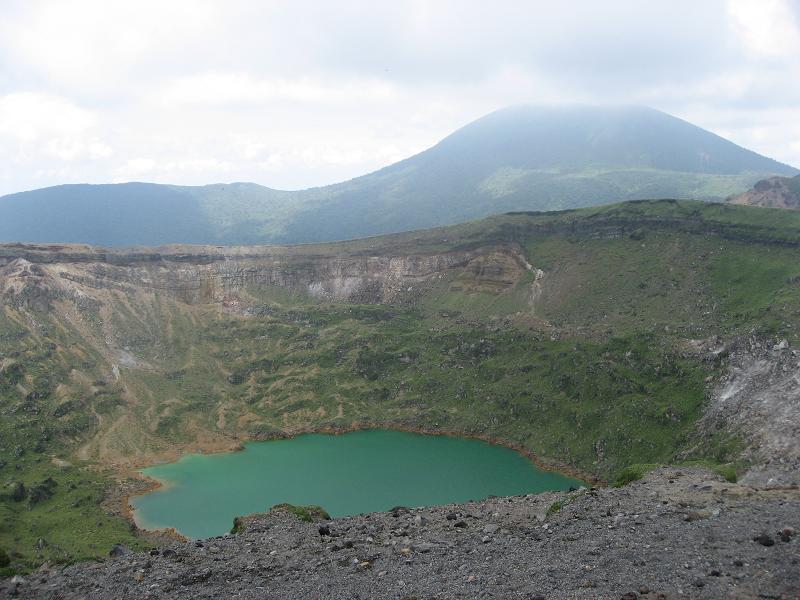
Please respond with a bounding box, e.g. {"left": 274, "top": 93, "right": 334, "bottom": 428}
{"left": 271, "top": 503, "right": 331, "bottom": 522}
{"left": 230, "top": 518, "right": 246, "bottom": 534}
{"left": 715, "top": 464, "right": 738, "bottom": 483}
{"left": 546, "top": 489, "right": 586, "bottom": 516}
{"left": 677, "top": 460, "right": 740, "bottom": 483}
{"left": 613, "top": 463, "right": 659, "bottom": 487}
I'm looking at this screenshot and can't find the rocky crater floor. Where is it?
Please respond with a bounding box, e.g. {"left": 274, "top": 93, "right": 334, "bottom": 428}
{"left": 3, "top": 467, "right": 798, "bottom": 600}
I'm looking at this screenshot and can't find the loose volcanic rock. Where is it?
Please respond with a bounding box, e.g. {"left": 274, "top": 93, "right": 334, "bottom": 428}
{"left": 3, "top": 467, "right": 799, "bottom": 599}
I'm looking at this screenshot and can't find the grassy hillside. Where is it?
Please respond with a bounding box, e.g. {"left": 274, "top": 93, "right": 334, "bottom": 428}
{"left": 0, "top": 106, "right": 796, "bottom": 247}
{"left": 3, "top": 199, "right": 800, "bottom": 571}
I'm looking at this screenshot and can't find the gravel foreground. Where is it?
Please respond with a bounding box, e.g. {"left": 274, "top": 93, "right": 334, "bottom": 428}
{"left": 2, "top": 467, "right": 798, "bottom": 600}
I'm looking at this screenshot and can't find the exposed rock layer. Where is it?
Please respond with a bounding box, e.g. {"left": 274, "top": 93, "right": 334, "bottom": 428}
{"left": 0, "top": 243, "right": 535, "bottom": 307}
{"left": 728, "top": 175, "right": 800, "bottom": 210}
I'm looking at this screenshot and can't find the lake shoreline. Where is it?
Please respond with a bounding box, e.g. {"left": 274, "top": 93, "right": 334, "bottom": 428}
{"left": 122, "top": 423, "right": 605, "bottom": 539}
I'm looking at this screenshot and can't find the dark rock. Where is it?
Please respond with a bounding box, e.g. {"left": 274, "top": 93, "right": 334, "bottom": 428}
{"left": 753, "top": 533, "right": 775, "bottom": 546}
{"left": 318, "top": 525, "right": 331, "bottom": 536}
{"left": 52, "top": 401, "right": 75, "bottom": 418}
{"left": 693, "top": 579, "right": 705, "bottom": 588}
{"left": 161, "top": 548, "right": 178, "bottom": 559}
{"left": 390, "top": 506, "right": 410, "bottom": 517}
{"left": 638, "top": 585, "right": 650, "bottom": 594}
{"left": 109, "top": 544, "right": 131, "bottom": 558}
{"left": 26, "top": 477, "right": 57, "bottom": 504}
{"left": 779, "top": 526, "right": 795, "bottom": 542}
{"left": 620, "top": 593, "right": 638, "bottom": 600}
{"left": 180, "top": 568, "right": 212, "bottom": 586}
{"left": 5, "top": 481, "right": 26, "bottom": 502}
{"left": 8, "top": 575, "right": 25, "bottom": 597}
{"left": 445, "top": 512, "right": 458, "bottom": 521}
{"left": 453, "top": 520, "right": 468, "bottom": 528}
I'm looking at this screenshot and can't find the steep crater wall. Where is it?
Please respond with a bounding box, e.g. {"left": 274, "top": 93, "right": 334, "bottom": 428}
{"left": 0, "top": 244, "right": 537, "bottom": 307}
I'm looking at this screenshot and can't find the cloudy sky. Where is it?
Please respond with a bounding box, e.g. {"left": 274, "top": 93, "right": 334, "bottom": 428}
{"left": 0, "top": 0, "right": 798, "bottom": 196}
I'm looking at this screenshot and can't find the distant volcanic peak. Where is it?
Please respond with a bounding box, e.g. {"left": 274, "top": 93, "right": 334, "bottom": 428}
{"left": 430, "top": 104, "right": 797, "bottom": 176}
{"left": 0, "top": 105, "right": 797, "bottom": 246}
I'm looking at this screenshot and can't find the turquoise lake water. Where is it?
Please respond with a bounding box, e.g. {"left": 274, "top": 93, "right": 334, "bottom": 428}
{"left": 132, "top": 429, "right": 580, "bottom": 539}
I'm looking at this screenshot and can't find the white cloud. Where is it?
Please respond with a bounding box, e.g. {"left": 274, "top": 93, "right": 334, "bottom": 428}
{"left": 0, "top": 0, "right": 219, "bottom": 96}
{"left": 0, "top": 92, "right": 113, "bottom": 180}
{"left": 728, "top": 0, "right": 800, "bottom": 58}
{"left": 157, "top": 73, "right": 397, "bottom": 108}
{"left": 0, "top": 0, "right": 798, "bottom": 196}
{"left": 118, "top": 158, "right": 158, "bottom": 178}
{"left": 44, "top": 137, "right": 113, "bottom": 161}
{"left": 0, "top": 93, "right": 96, "bottom": 142}
{"left": 113, "top": 157, "right": 236, "bottom": 182}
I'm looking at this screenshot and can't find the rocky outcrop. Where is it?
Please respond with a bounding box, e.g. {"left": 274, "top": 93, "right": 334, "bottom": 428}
{"left": 0, "top": 243, "right": 536, "bottom": 307}
{"left": 701, "top": 337, "right": 800, "bottom": 488}
{"left": 4, "top": 467, "right": 798, "bottom": 599}
{"left": 728, "top": 175, "right": 800, "bottom": 210}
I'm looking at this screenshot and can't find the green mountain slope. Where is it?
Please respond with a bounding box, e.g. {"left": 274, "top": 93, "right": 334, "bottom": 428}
{"left": 0, "top": 106, "right": 796, "bottom": 246}
{"left": 3, "top": 199, "right": 800, "bottom": 570}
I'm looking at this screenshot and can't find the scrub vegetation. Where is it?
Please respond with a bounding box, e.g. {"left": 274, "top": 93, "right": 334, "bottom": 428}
{"left": 3, "top": 199, "right": 800, "bottom": 571}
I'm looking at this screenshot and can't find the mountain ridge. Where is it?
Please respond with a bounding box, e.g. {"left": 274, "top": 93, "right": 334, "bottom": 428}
{"left": 1, "top": 105, "right": 796, "bottom": 247}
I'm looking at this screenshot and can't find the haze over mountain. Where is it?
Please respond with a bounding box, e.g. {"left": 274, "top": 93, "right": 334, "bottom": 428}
{"left": 0, "top": 105, "right": 796, "bottom": 247}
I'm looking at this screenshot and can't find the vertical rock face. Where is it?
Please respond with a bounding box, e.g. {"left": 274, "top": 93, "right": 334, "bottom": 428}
{"left": 0, "top": 259, "right": 71, "bottom": 310}
{"left": 0, "top": 243, "right": 537, "bottom": 307}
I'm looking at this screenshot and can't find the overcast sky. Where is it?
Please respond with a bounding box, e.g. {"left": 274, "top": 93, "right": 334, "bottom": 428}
{"left": 0, "top": 0, "right": 798, "bottom": 196}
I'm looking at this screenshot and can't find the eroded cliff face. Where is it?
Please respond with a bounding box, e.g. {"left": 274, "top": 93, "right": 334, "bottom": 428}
{"left": 728, "top": 175, "right": 800, "bottom": 210}
{"left": 0, "top": 241, "right": 546, "bottom": 469}
{"left": 0, "top": 243, "right": 539, "bottom": 308}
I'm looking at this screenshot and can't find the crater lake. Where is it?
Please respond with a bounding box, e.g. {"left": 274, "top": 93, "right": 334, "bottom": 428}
{"left": 131, "top": 429, "right": 581, "bottom": 539}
